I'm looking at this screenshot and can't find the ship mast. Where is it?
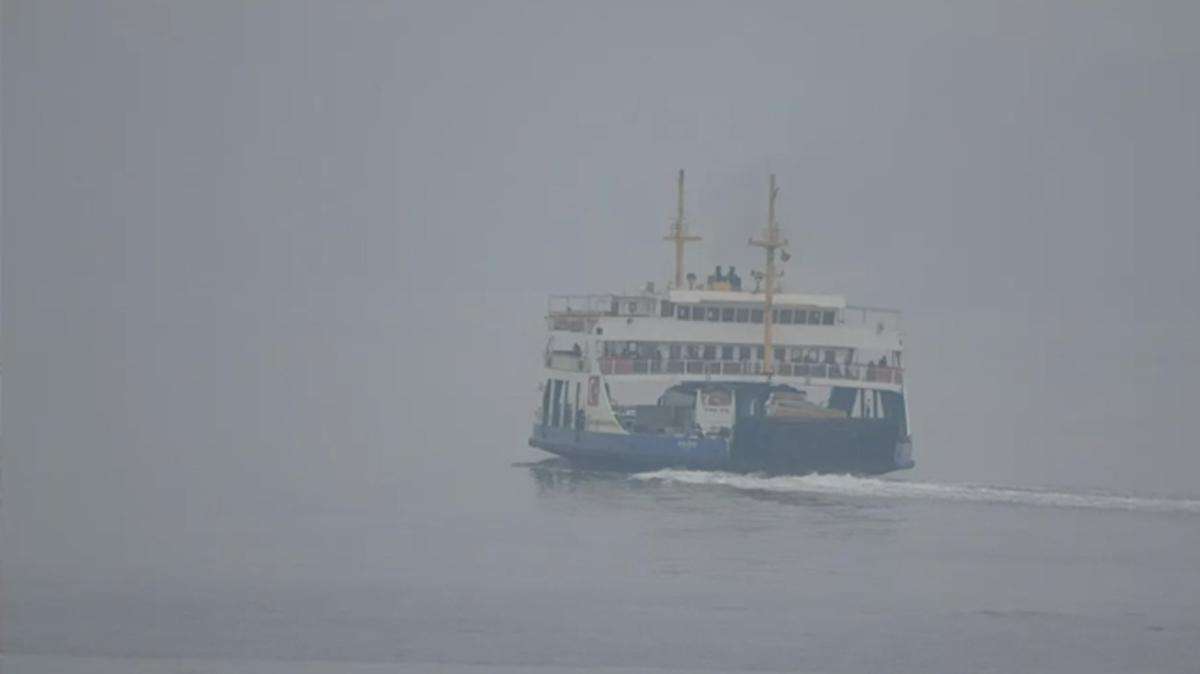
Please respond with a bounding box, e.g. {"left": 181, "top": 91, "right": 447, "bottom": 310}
{"left": 665, "top": 169, "right": 701, "bottom": 289}
{"left": 750, "top": 174, "right": 787, "bottom": 375}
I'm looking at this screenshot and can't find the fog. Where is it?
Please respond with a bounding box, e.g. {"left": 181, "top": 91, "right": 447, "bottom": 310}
{"left": 3, "top": 0, "right": 1200, "bottom": 667}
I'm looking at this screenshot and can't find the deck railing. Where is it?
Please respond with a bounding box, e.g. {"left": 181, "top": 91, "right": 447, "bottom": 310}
{"left": 839, "top": 305, "right": 902, "bottom": 332}
{"left": 549, "top": 315, "right": 593, "bottom": 333}
{"left": 547, "top": 294, "right": 657, "bottom": 317}
{"left": 547, "top": 353, "right": 588, "bottom": 372}
{"left": 546, "top": 294, "right": 904, "bottom": 333}
{"left": 598, "top": 358, "right": 902, "bottom": 384}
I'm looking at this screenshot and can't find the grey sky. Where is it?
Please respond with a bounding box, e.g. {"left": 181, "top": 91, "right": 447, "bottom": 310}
{"left": 3, "top": 0, "right": 1199, "bottom": 592}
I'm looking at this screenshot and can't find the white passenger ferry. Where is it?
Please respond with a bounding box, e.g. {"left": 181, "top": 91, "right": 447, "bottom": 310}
{"left": 529, "top": 172, "right": 914, "bottom": 474}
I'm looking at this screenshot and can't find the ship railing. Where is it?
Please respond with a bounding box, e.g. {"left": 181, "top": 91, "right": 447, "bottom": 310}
{"left": 599, "top": 357, "right": 902, "bottom": 384}
{"left": 548, "top": 315, "right": 593, "bottom": 333}
{"left": 546, "top": 353, "right": 588, "bottom": 372}
{"left": 840, "top": 305, "right": 902, "bottom": 332}
{"left": 547, "top": 294, "right": 658, "bottom": 318}
{"left": 548, "top": 294, "right": 615, "bottom": 315}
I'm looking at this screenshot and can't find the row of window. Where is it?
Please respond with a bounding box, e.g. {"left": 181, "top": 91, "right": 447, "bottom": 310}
{"left": 603, "top": 341, "right": 849, "bottom": 365}
{"left": 667, "top": 303, "right": 836, "bottom": 326}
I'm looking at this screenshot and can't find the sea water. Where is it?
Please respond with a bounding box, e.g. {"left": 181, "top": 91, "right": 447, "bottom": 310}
{"left": 5, "top": 454, "right": 1199, "bottom": 674}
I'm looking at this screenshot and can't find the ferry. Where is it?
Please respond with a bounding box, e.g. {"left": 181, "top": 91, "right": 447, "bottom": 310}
{"left": 529, "top": 171, "right": 914, "bottom": 475}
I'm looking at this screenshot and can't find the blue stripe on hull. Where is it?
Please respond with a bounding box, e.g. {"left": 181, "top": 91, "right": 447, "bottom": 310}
{"left": 529, "top": 424, "right": 728, "bottom": 470}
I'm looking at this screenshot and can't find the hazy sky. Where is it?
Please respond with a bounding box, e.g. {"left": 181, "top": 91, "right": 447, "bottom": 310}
{"left": 3, "top": 0, "right": 1199, "bottom": 593}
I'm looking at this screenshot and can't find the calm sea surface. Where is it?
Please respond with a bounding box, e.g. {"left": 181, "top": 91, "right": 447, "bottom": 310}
{"left": 5, "top": 449, "right": 1200, "bottom": 674}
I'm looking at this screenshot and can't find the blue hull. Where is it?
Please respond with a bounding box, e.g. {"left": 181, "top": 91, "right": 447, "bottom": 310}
{"left": 529, "top": 424, "right": 728, "bottom": 470}
{"left": 529, "top": 419, "right": 913, "bottom": 475}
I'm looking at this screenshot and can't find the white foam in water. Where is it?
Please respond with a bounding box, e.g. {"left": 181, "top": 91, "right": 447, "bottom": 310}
{"left": 631, "top": 470, "right": 1200, "bottom": 514}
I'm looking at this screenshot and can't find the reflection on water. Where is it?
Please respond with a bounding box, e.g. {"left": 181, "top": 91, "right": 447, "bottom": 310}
{"left": 521, "top": 458, "right": 631, "bottom": 491}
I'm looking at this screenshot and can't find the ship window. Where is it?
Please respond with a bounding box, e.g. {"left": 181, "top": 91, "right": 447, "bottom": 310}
{"left": 703, "top": 345, "right": 716, "bottom": 360}
{"left": 721, "top": 345, "right": 735, "bottom": 360}
{"left": 751, "top": 309, "right": 763, "bottom": 323}
{"left": 627, "top": 302, "right": 638, "bottom": 315}
{"left": 755, "top": 346, "right": 764, "bottom": 360}
{"left": 808, "top": 310, "right": 822, "bottom": 324}
{"left": 721, "top": 307, "right": 735, "bottom": 322}
{"left": 775, "top": 347, "right": 786, "bottom": 362}
{"left": 825, "top": 349, "right": 836, "bottom": 364}
{"left": 686, "top": 344, "right": 700, "bottom": 359}
{"left": 660, "top": 301, "right": 674, "bottom": 317}
{"left": 706, "top": 306, "right": 720, "bottom": 321}
{"left": 822, "top": 310, "right": 835, "bottom": 325}
{"left": 736, "top": 308, "right": 749, "bottom": 322}
{"left": 677, "top": 306, "right": 690, "bottom": 320}
{"left": 551, "top": 380, "right": 563, "bottom": 427}
{"left": 779, "top": 309, "right": 794, "bottom": 324}
{"left": 739, "top": 346, "right": 752, "bottom": 360}
{"left": 669, "top": 344, "right": 681, "bottom": 359}
{"left": 795, "top": 310, "right": 807, "bottom": 325}
{"left": 771, "top": 309, "right": 779, "bottom": 323}
{"left": 542, "top": 379, "right": 552, "bottom": 425}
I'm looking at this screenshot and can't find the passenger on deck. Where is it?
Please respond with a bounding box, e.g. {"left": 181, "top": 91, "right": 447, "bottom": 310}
{"left": 727, "top": 266, "right": 742, "bottom": 291}
{"left": 572, "top": 343, "right": 582, "bottom": 357}
{"left": 709, "top": 266, "right": 725, "bottom": 286}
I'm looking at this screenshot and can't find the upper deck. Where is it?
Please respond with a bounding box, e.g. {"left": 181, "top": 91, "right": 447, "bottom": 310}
{"left": 543, "top": 289, "right": 905, "bottom": 392}
{"left": 547, "top": 290, "right": 902, "bottom": 341}
{"left": 539, "top": 170, "right": 907, "bottom": 393}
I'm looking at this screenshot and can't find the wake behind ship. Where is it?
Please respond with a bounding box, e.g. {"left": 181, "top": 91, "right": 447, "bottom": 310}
{"left": 529, "top": 171, "right": 914, "bottom": 475}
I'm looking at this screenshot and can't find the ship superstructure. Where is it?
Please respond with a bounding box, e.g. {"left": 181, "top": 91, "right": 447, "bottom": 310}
{"left": 529, "top": 171, "right": 913, "bottom": 474}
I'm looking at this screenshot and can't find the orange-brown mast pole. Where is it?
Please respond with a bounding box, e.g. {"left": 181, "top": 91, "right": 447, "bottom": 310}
{"left": 665, "top": 169, "right": 700, "bottom": 288}
{"left": 750, "top": 174, "right": 787, "bottom": 375}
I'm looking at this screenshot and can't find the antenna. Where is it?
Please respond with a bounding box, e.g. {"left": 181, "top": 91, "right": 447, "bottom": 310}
{"left": 665, "top": 169, "right": 701, "bottom": 289}
{"left": 749, "top": 174, "right": 788, "bottom": 376}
